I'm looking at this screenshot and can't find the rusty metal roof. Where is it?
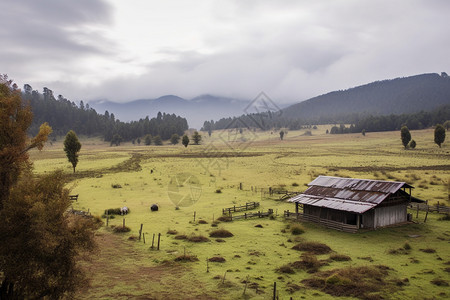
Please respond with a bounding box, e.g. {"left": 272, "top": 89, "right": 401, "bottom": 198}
{"left": 288, "top": 176, "right": 413, "bottom": 213}
{"left": 288, "top": 194, "right": 376, "bottom": 214}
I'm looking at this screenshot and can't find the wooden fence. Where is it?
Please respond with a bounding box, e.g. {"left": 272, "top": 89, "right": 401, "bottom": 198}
{"left": 409, "top": 202, "right": 450, "bottom": 214}
{"left": 284, "top": 210, "right": 358, "bottom": 233}
{"left": 222, "top": 202, "right": 260, "bottom": 215}
{"left": 223, "top": 209, "right": 273, "bottom": 221}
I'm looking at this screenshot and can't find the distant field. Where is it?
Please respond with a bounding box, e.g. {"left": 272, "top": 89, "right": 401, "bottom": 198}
{"left": 30, "top": 127, "right": 450, "bottom": 299}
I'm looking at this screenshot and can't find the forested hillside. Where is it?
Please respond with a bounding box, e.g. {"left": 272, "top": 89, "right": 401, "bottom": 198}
{"left": 282, "top": 73, "right": 450, "bottom": 120}
{"left": 22, "top": 86, "right": 188, "bottom": 142}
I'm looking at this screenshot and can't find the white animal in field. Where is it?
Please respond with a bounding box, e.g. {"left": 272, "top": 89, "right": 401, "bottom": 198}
{"left": 120, "top": 206, "right": 129, "bottom": 215}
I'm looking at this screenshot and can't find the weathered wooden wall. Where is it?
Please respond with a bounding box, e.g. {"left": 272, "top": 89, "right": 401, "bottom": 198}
{"left": 374, "top": 204, "right": 407, "bottom": 228}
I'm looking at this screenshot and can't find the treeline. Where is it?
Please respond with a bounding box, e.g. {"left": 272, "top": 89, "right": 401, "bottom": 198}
{"left": 22, "top": 85, "right": 188, "bottom": 141}
{"left": 202, "top": 105, "right": 450, "bottom": 133}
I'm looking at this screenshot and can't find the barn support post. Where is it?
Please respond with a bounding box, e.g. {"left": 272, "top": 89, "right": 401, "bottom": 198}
{"left": 416, "top": 204, "right": 419, "bottom": 219}
{"left": 357, "top": 214, "right": 360, "bottom": 229}
{"left": 295, "top": 203, "right": 299, "bottom": 214}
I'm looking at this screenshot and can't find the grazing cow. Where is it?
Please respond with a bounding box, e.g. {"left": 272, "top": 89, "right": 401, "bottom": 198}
{"left": 150, "top": 204, "right": 158, "bottom": 212}
{"left": 120, "top": 206, "right": 129, "bottom": 215}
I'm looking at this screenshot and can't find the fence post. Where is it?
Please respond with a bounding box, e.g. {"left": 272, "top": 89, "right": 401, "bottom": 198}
{"left": 437, "top": 201, "right": 440, "bottom": 213}
{"left": 123, "top": 218, "right": 125, "bottom": 228}
{"left": 273, "top": 282, "right": 276, "bottom": 300}
{"left": 151, "top": 233, "right": 155, "bottom": 248}
{"left": 193, "top": 211, "right": 196, "bottom": 222}
{"left": 424, "top": 205, "right": 429, "bottom": 223}
{"left": 143, "top": 233, "right": 146, "bottom": 244}
{"left": 157, "top": 233, "right": 161, "bottom": 250}
{"left": 139, "top": 224, "right": 143, "bottom": 241}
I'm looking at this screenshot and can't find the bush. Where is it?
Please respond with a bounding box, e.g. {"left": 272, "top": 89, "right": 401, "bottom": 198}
{"left": 292, "top": 182, "right": 299, "bottom": 187}
{"left": 291, "top": 254, "right": 323, "bottom": 273}
{"left": 290, "top": 223, "right": 305, "bottom": 235}
{"left": 174, "top": 234, "right": 187, "bottom": 240}
{"left": 198, "top": 219, "right": 208, "bottom": 224}
{"left": 409, "top": 140, "right": 416, "bottom": 149}
{"left": 215, "top": 189, "right": 222, "bottom": 193}
{"left": 217, "top": 216, "right": 232, "bottom": 222}
{"left": 209, "top": 229, "right": 234, "bottom": 238}
{"left": 167, "top": 229, "right": 178, "bottom": 235}
{"left": 111, "top": 184, "right": 122, "bottom": 189}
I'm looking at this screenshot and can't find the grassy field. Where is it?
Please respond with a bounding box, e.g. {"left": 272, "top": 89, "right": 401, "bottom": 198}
{"left": 30, "top": 127, "right": 450, "bottom": 299}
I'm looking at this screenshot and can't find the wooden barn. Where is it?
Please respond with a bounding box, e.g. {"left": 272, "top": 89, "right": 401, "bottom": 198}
{"left": 286, "top": 176, "right": 414, "bottom": 232}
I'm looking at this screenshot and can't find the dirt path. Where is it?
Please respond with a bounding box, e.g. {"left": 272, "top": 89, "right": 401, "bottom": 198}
{"left": 75, "top": 231, "right": 216, "bottom": 300}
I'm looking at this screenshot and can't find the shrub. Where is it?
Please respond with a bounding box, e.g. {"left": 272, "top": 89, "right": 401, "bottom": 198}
{"left": 292, "top": 241, "right": 332, "bottom": 255}
{"left": 209, "top": 229, "right": 233, "bottom": 238}
{"left": 167, "top": 229, "right": 178, "bottom": 235}
{"left": 291, "top": 254, "right": 323, "bottom": 273}
{"left": 215, "top": 189, "right": 222, "bottom": 193}
{"left": 198, "top": 219, "right": 208, "bottom": 224}
{"left": 111, "top": 184, "right": 122, "bottom": 189}
{"left": 217, "top": 216, "right": 232, "bottom": 222}
{"left": 292, "top": 182, "right": 299, "bottom": 187}
{"left": 187, "top": 234, "right": 210, "bottom": 242}
{"left": 174, "top": 234, "right": 187, "bottom": 240}
{"left": 403, "top": 242, "right": 412, "bottom": 250}
{"left": 290, "top": 223, "right": 305, "bottom": 235}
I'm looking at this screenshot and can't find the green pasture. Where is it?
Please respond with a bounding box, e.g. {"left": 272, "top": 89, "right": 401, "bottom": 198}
{"left": 29, "top": 128, "right": 449, "bottom": 299}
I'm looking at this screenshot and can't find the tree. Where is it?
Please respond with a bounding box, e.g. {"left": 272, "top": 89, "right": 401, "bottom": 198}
{"left": 0, "top": 75, "right": 51, "bottom": 211}
{"left": 137, "top": 137, "right": 141, "bottom": 145}
{"left": 442, "top": 120, "right": 450, "bottom": 131}
{"left": 0, "top": 76, "right": 99, "bottom": 299}
{"left": 434, "top": 124, "right": 446, "bottom": 148}
{"left": 153, "top": 135, "right": 163, "bottom": 145}
{"left": 192, "top": 131, "right": 202, "bottom": 145}
{"left": 0, "top": 170, "right": 100, "bottom": 299}
{"left": 64, "top": 130, "right": 82, "bottom": 172}
{"left": 144, "top": 134, "right": 152, "bottom": 145}
{"left": 170, "top": 133, "right": 180, "bottom": 145}
{"left": 110, "top": 134, "right": 122, "bottom": 146}
{"left": 182, "top": 135, "right": 189, "bottom": 147}
{"left": 362, "top": 129, "right": 366, "bottom": 136}
{"left": 279, "top": 130, "right": 285, "bottom": 140}
{"left": 400, "top": 126, "right": 411, "bottom": 149}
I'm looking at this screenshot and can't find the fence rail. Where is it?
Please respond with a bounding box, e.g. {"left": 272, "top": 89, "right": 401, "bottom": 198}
{"left": 222, "top": 202, "right": 260, "bottom": 215}
{"left": 284, "top": 210, "right": 358, "bottom": 233}
{"left": 223, "top": 209, "right": 273, "bottom": 221}
{"left": 409, "top": 202, "right": 450, "bottom": 214}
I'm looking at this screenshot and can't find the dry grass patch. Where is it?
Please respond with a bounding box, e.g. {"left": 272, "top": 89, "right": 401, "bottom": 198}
{"left": 302, "top": 265, "right": 400, "bottom": 299}
{"left": 167, "top": 229, "right": 178, "bottom": 235}
{"left": 420, "top": 248, "right": 436, "bottom": 253}
{"left": 209, "top": 229, "right": 233, "bottom": 238}
{"left": 291, "top": 254, "right": 325, "bottom": 273}
{"left": 290, "top": 223, "right": 305, "bottom": 235}
{"left": 431, "top": 278, "right": 449, "bottom": 286}
{"left": 174, "top": 234, "right": 187, "bottom": 240}
{"left": 208, "top": 256, "right": 226, "bottom": 263}
{"left": 198, "top": 219, "right": 208, "bottom": 224}
{"left": 292, "top": 241, "right": 332, "bottom": 255}
{"left": 187, "top": 234, "right": 210, "bottom": 242}
{"left": 276, "top": 264, "right": 295, "bottom": 274}
{"left": 174, "top": 254, "right": 199, "bottom": 262}
{"left": 112, "top": 225, "right": 131, "bottom": 233}
{"left": 329, "top": 254, "right": 352, "bottom": 261}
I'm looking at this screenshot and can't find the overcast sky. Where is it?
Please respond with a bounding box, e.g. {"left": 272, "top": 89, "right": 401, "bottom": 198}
{"left": 1, "top": 0, "right": 449, "bottom": 104}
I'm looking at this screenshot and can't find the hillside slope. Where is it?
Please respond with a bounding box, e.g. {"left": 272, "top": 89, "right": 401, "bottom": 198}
{"left": 283, "top": 73, "right": 450, "bottom": 120}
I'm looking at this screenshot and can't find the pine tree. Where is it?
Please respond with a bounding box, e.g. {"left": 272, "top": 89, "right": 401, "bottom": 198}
{"left": 63, "top": 130, "right": 81, "bottom": 172}
{"left": 182, "top": 135, "right": 190, "bottom": 147}
{"left": 434, "top": 124, "right": 446, "bottom": 148}
{"left": 400, "top": 126, "right": 411, "bottom": 149}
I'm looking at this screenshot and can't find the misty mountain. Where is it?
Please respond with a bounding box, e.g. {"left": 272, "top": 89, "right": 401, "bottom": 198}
{"left": 88, "top": 95, "right": 250, "bottom": 129}
{"left": 282, "top": 73, "right": 450, "bottom": 120}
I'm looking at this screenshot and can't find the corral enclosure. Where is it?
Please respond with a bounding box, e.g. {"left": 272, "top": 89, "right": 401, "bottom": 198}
{"left": 30, "top": 127, "right": 450, "bottom": 299}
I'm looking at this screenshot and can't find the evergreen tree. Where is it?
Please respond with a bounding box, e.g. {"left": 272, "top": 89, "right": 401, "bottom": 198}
{"left": 182, "top": 135, "right": 189, "bottom": 147}
{"left": 400, "top": 126, "right": 411, "bottom": 149}
{"left": 144, "top": 134, "right": 152, "bottom": 145}
{"left": 170, "top": 133, "right": 180, "bottom": 145}
{"left": 192, "top": 131, "right": 202, "bottom": 145}
{"left": 279, "top": 130, "right": 285, "bottom": 140}
{"left": 63, "top": 130, "right": 81, "bottom": 172}
{"left": 434, "top": 124, "right": 446, "bottom": 148}
{"left": 153, "top": 135, "right": 163, "bottom": 145}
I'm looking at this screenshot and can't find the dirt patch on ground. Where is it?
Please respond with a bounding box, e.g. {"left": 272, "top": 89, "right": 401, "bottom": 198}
{"left": 75, "top": 231, "right": 217, "bottom": 299}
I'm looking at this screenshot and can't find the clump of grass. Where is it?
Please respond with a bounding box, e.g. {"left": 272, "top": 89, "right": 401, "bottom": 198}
{"left": 174, "top": 255, "right": 199, "bottom": 262}
{"left": 329, "top": 254, "right": 352, "bottom": 261}
{"left": 187, "top": 234, "right": 210, "bottom": 242}
{"left": 290, "top": 223, "right": 305, "bottom": 235}
{"left": 388, "top": 243, "right": 412, "bottom": 255}
{"left": 112, "top": 225, "right": 131, "bottom": 233}
{"left": 301, "top": 265, "right": 398, "bottom": 299}
{"left": 215, "top": 189, "right": 222, "bottom": 193}
{"left": 291, "top": 254, "right": 324, "bottom": 273}
{"left": 439, "top": 214, "right": 450, "bottom": 221}
{"left": 431, "top": 278, "right": 449, "bottom": 286}
{"left": 292, "top": 182, "right": 299, "bottom": 187}
{"left": 209, "top": 229, "right": 233, "bottom": 238}
{"left": 420, "top": 248, "right": 436, "bottom": 253}
{"left": 174, "top": 234, "right": 187, "bottom": 240}
{"left": 198, "top": 219, "right": 208, "bottom": 224}
{"left": 292, "top": 241, "right": 332, "bottom": 255}
{"left": 254, "top": 224, "right": 263, "bottom": 228}
{"left": 167, "top": 229, "right": 178, "bottom": 235}
{"left": 217, "top": 216, "right": 232, "bottom": 222}
{"left": 111, "top": 184, "right": 122, "bottom": 189}
{"left": 277, "top": 264, "right": 295, "bottom": 274}
{"left": 208, "top": 256, "right": 226, "bottom": 263}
